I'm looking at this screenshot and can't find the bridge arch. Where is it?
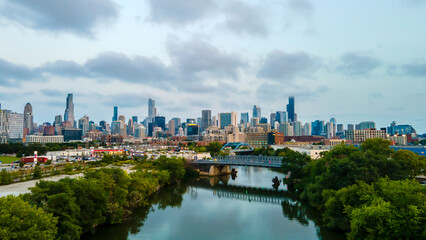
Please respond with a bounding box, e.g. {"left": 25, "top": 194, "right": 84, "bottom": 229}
{"left": 220, "top": 142, "right": 254, "bottom": 151}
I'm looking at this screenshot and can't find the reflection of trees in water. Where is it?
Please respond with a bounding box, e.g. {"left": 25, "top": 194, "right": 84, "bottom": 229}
{"left": 280, "top": 191, "right": 346, "bottom": 240}
{"left": 150, "top": 183, "right": 187, "bottom": 210}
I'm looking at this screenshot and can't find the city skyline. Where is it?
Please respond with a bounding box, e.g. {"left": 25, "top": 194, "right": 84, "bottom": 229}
{"left": 0, "top": 1, "right": 425, "bottom": 132}
{"left": 0, "top": 94, "right": 422, "bottom": 135}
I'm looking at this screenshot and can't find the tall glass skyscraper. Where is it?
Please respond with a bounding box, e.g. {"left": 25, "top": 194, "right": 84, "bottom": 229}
{"left": 64, "top": 93, "right": 74, "bottom": 126}
{"left": 253, "top": 105, "right": 261, "bottom": 119}
{"left": 201, "top": 110, "right": 211, "bottom": 131}
{"left": 148, "top": 98, "right": 156, "bottom": 119}
{"left": 286, "top": 96, "right": 295, "bottom": 122}
{"left": 241, "top": 112, "right": 249, "bottom": 123}
{"left": 112, "top": 106, "right": 118, "bottom": 122}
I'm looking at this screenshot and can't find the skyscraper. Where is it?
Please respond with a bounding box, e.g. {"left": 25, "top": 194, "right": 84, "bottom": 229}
{"left": 275, "top": 111, "right": 286, "bottom": 123}
{"left": 286, "top": 96, "right": 295, "bottom": 122}
{"left": 218, "top": 112, "right": 237, "bottom": 129}
{"left": 241, "top": 112, "right": 249, "bottom": 124}
{"left": 253, "top": 105, "right": 261, "bottom": 119}
{"left": 154, "top": 116, "right": 166, "bottom": 131}
{"left": 112, "top": 106, "right": 118, "bottom": 122}
{"left": 24, "top": 103, "right": 33, "bottom": 134}
{"left": 64, "top": 94, "right": 75, "bottom": 126}
{"left": 148, "top": 98, "right": 156, "bottom": 119}
{"left": 201, "top": 110, "right": 212, "bottom": 132}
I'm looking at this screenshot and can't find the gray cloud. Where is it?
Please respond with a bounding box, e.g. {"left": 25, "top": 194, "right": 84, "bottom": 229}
{"left": 147, "top": 0, "right": 216, "bottom": 25}
{"left": 0, "top": 0, "right": 118, "bottom": 36}
{"left": 39, "top": 60, "right": 89, "bottom": 77}
{"left": 256, "top": 82, "right": 327, "bottom": 101}
{"left": 401, "top": 62, "right": 426, "bottom": 77}
{"left": 85, "top": 52, "right": 175, "bottom": 84}
{"left": 167, "top": 39, "right": 246, "bottom": 79}
{"left": 0, "top": 58, "right": 38, "bottom": 84}
{"left": 336, "top": 52, "right": 381, "bottom": 76}
{"left": 257, "top": 50, "right": 321, "bottom": 80}
{"left": 287, "top": 0, "right": 313, "bottom": 19}
{"left": 224, "top": 2, "right": 268, "bottom": 37}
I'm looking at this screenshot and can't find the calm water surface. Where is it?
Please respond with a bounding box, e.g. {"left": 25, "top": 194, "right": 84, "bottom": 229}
{"left": 83, "top": 167, "right": 346, "bottom": 240}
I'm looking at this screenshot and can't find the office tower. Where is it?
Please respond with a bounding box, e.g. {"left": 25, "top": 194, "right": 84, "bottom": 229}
{"left": 347, "top": 124, "right": 354, "bottom": 131}
{"left": 112, "top": 106, "right": 118, "bottom": 122}
{"left": 132, "top": 116, "right": 138, "bottom": 124}
{"left": 312, "top": 120, "right": 325, "bottom": 136}
{"left": 212, "top": 116, "right": 218, "bottom": 127}
{"left": 54, "top": 115, "right": 62, "bottom": 126}
{"left": 303, "top": 122, "right": 312, "bottom": 136}
{"left": 24, "top": 103, "right": 33, "bottom": 134}
{"left": 270, "top": 113, "right": 276, "bottom": 128}
{"left": 171, "top": 117, "right": 181, "bottom": 133}
{"left": 111, "top": 121, "right": 122, "bottom": 135}
{"left": 253, "top": 105, "right": 261, "bottom": 119}
{"left": 127, "top": 119, "right": 134, "bottom": 136}
{"left": 218, "top": 112, "right": 237, "bottom": 129}
{"left": 251, "top": 117, "right": 260, "bottom": 127}
{"left": 326, "top": 122, "right": 334, "bottom": 138}
{"left": 241, "top": 112, "right": 249, "bottom": 124}
{"left": 275, "top": 111, "right": 286, "bottom": 123}
{"left": 154, "top": 116, "right": 166, "bottom": 130}
{"left": 78, "top": 115, "right": 89, "bottom": 136}
{"left": 64, "top": 94, "right": 75, "bottom": 126}
{"left": 148, "top": 98, "right": 156, "bottom": 119}
{"left": 168, "top": 120, "right": 175, "bottom": 136}
{"left": 260, "top": 117, "right": 268, "bottom": 124}
{"left": 293, "top": 121, "right": 302, "bottom": 136}
{"left": 201, "top": 110, "right": 212, "bottom": 131}
{"left": 286, "top": 96, "right": 295, "bottom": 122}
{"left": 358, "top": 121, "right": 376, "bottom": 130}
{"left": 337, "top": 124, "right": 344, "bottom": 133}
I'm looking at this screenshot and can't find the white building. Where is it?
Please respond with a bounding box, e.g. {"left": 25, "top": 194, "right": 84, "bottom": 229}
{"left": 26, "top": 135, "right": 64, "bottom": 143}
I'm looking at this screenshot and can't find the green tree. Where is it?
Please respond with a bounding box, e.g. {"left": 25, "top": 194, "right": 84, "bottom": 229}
{"left": 155, "top": 156, "right": 186, "bottom": 181}
{"left": 0, "top": 195, "right": 58, "bottom": 240}
{"left": 206, "top": 142, "right": 222, "bottom": 157}
{"left": 0, "top": 169, "right": 12, "bottom": 185}
{"left": 280, "top": 149, "right": 311, "bottom": 183}
{"left": 33, "top": 166, "right": 42, "bottom": 179}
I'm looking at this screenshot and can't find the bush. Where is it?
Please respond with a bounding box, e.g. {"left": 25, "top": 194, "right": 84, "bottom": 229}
{"left": 0, "top": 169, "right": 12, "bottom": 185}
{"left": 33, "top": 166, "right": 42, "bottom": 179}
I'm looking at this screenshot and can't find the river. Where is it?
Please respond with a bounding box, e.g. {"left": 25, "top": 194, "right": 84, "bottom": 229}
{"left": 82, "top": 166, "right": 346, "bottom": 240}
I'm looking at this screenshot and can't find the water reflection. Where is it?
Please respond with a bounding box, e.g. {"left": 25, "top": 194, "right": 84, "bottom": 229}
{"left": 83, "top": 167, "right": 346, "bottom": 240}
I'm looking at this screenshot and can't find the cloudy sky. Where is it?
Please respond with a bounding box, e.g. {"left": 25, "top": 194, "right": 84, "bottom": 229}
{"left": 0, "top": 0, "right": 425, "bottom": 133}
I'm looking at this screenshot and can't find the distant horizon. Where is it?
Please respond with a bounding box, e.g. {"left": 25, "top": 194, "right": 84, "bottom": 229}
{"left": 0, "top": 0, "right": 425, "bottom": 133}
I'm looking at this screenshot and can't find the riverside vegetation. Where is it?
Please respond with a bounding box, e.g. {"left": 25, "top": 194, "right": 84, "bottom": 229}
{"left": 0, "top": 155, "right": 196, "bottom": 240}
{"left": 278, "top": 138, "right": 426, "bottom": 239}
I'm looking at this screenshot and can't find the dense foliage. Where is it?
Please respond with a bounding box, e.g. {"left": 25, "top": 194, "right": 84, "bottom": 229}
{"left": 206, "top": 142, "right": 222, "bottom": 157}
{"left": 281, "top": 138, "right": 426, "bottom": 238}
{"left": 0, "top": 155, "right": 196, "bottom": 239}
{"left": 0, "top": 195, "right": 58, "bottom": 240}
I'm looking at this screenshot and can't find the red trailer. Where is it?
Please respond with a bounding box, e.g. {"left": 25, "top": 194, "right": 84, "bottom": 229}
{"left": 20, "top": 156, "right": 49, "bottom": 163}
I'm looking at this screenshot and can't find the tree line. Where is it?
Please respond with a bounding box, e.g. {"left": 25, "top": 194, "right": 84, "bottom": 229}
{"left": 0, "top": 156, "right": 194, "bottom": 239}
{"left": 280, "top": 138, "right": 426, "bottom": 239}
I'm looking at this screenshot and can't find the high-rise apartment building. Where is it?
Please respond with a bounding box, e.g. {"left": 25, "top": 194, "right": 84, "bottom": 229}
{"left": 78, "top": 115, "right": 89, "bottom": 136}
{"left": 279, "top": 122, "right": 293, "bottom": 136}
{"left": 64, "top": 94, "right": 75, "bottom": 127}
{"left": 24, "top": 103, "right": 33, "bottom": 134}
{"left": 201, "top": 110, "right": 212, "bottom": 131}
{"left": 253, "top": 105, "right": 261, "bottom": 119}
{"left": 293, "top": 121, "right": 302, "bottom": 136}
{"left": 270, "top": 113, "right": 276, "bottom": 128}
{"left": 286, "top": 96, "right": 295, "bottom": 122}
{"left": 218, "top": 112, "right": 237, "bottom": 129}
{"left": 303, "top": 122, "right": 312, "bottom": 136}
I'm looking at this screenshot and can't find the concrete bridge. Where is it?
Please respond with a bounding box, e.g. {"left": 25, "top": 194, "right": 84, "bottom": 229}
{"left": 193, "top": 155, "right": 283, "bottom": 168}
{"left": 191, "top": 155, "right": 283, "bottom": 175}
